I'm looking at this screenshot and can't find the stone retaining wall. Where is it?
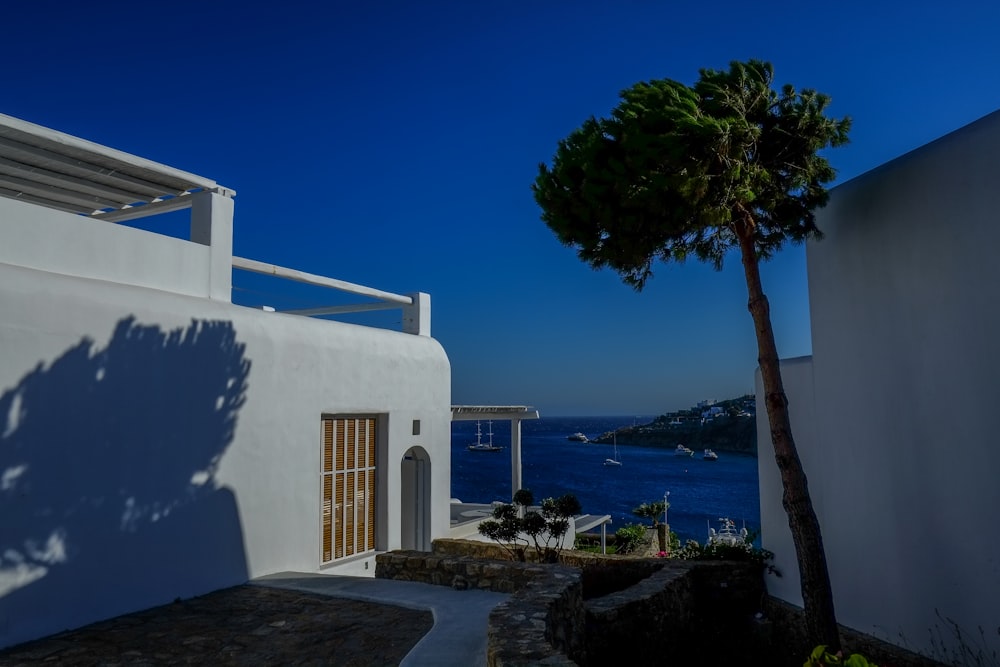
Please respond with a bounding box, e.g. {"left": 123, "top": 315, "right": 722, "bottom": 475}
{"left": 583, "top": 559, "right": 764, "bottom": 663}
{"left": 377, "top": 540, "right": 939, "bottom": 666}
{"left": 376, "top": 549, "right": 584, "bottom": 665}
{"left": 427, "top": 538, "right": 665, "bottom": 599}
{"left": 375, "top": 539, "right": 766, "bottom": 666}
{"left": 488, "top": 568, "right": 584, "bottom": 666}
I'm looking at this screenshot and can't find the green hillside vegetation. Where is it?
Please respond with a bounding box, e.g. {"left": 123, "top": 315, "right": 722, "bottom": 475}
{"left": 592, "top": 395, "right": 757, "bottom": 455}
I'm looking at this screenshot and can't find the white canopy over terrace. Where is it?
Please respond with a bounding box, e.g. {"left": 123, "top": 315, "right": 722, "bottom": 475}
{"left": 450, "top": 405, "right": 612, "bottom": 552}
{"left": 0, "top": 112, "right": 234, "bottom": 222}
{"left": 0, "top": 113, "right": 428, "bottom": 331}
{"left": 451, "top": 405, "right": 538, "bottom": 497}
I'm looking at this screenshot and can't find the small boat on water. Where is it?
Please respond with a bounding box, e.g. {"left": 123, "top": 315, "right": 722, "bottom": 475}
{"left": 674, "top": 444, "right": 694, "bottom": 457}
{"left": 703, "top": 448, "right": 718, "bottom": 461}
{"left": 567, "top": 432, "right": 589, "bottom": 442}
{"left": 603, "top": 434, "right": 622, "bottom": 467}
{"left": 707, "top": 517, "right": 749, "bottom": 546}
{"left": 467, "top": 421, "right": 503, "bottom": 452}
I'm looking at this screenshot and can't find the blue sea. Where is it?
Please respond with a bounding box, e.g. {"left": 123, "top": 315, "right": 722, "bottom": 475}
{"left": 451, "top": 416, "right": 761, "bottom": 544}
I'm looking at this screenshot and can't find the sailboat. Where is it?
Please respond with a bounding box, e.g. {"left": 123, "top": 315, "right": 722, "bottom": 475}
{"left": 603, "top": 432, "right": 622, "bottom": 466}
{"left": 467, "top": 420, "right": 503, "bottom": 452}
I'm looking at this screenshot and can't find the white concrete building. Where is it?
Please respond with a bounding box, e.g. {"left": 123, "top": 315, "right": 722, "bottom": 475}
{"left": 0, "top": 114, "right": 451, "bottom": 648}
{"left": 757, "top": 110, "right": 1000, "bottom": 660}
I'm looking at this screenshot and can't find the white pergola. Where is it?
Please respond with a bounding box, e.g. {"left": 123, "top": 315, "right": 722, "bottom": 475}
{"left": 0, "top": 112, "right": 234, "bottom": 222}
{"left": 451, "top": 405, "right": 539, "bottom": 497}
{"left": 0, "top": 113, "right": 237, "bottom": 302}
{"left": 0, "top": 113, "right": 429, "bottom": 332}
{"left": 450, "top": 405, "right": 612, "bottom": 552}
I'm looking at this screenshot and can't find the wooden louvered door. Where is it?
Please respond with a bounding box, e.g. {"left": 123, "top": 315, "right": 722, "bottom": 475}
{"left": 321, "top": 417, "right": 377, "bottom": 564}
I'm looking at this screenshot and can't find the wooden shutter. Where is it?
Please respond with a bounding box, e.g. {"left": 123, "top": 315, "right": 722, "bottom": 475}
{"left": 322, "top": 416, "right": 377, "bottom": 564}
{"left": 334, "top": 471, "right": 345, "bottom": 559}
{"left": 365, "top": 420, "right": 376, "bottom": 549}
{"left": 321, "top": 475, "right": 333, "bottom": 561}
{"left": 346, "top": 420, "right": 356, "bottom": 470}
{"left": 336, "top": 420, "right": 346, "bottom": 471}
{"left": 322, "top": 420, "right": 333, "bottom": 472}
{"left": 356, "top": 469, "right": 367, "bottom": 552}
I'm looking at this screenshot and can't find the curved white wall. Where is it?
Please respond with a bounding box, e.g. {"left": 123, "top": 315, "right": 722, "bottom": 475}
{"left": 0, "top": 261, "right": 451, "bottom": 648}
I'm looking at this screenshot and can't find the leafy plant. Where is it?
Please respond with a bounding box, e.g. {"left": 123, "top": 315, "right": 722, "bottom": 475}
{"left": 668, "top": 529, "right": 681, "bottom": 553}
{"left": 926, "top": 609, "right": 999, "bottom": 667}
{"left": 477, "top": 489, "right": 581, "bottom": 562}
{"left": 631, "top": 500, "right": 668, "bottom": 527}
{"left": 805, "top": 645, "right": 877, "bottom": 667}
{"left": 673, "top": 533, "right": 779, "bottom": 576}
{"left": 613, "top": 523, "right": 648, "bottom": 555}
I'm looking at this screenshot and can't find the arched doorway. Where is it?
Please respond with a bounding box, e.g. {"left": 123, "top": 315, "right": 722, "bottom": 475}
{"left": 400, "top": 446, "right": 431, "bottom": 551}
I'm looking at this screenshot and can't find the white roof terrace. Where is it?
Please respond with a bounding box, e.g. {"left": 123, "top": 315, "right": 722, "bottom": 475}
{"left": 0, "top": 113, "right": 233, "bottom": 222}
{"left": 452, "top": 405, "right": 539, "bottom": 499}
{"left": 450, "top": 405, "right": 612, "bottom": 551}
{"left": 0, "top": 113, "right": 429, "bottom": 335}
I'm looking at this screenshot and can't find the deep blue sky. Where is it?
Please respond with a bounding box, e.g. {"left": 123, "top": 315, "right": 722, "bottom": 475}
{"left": 4, "top": 1, "right": 999, "bottom": 415}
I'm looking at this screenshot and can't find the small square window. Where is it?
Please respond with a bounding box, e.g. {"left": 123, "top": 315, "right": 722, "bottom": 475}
{"left": 412, "top": 419, "right": 420, "bottom": 435}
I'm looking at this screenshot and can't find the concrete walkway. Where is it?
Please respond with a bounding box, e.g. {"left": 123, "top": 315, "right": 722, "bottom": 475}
{"left": 253, "top": 572, "right": 508, "bottom": 667}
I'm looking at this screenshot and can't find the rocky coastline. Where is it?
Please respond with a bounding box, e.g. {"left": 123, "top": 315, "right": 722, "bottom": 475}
{"left": 591, "top": 395, "right": 758, "bottom": 455}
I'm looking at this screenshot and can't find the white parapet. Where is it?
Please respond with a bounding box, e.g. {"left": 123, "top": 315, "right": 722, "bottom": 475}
{"left": 403, "top": 292, "right": 431, "bottom": 336}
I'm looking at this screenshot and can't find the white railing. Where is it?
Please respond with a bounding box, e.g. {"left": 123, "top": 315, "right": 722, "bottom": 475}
{"left": 232, "top": 256, "right": 430, "bottom": 336}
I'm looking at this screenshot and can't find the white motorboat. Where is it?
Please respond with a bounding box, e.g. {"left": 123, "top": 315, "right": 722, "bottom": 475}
{"left": 467, "top": 420, "right": 503, "bottom": 452}
{"left": 567, "top": 432, "right": 589, "bottom": 442}
{"left": 703, "top": 448, "right": 718, "bottom": 461}
{"left": 707, "top": 517, "right": 749, "bottom": 546}
{"left": 674, "top": 444, "right": 694, "bottom": 457}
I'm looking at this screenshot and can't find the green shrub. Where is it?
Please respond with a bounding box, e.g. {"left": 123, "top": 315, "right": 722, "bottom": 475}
{"left": 477, "top": 489, "right": 582, "bottom": 562}
{"left": 614, "top": 523, "right": 648, "bottom": 555}
{"left": 805, "top": 644, "right": 877, "bottom": 666}
{"left": 673, "top": 531, "right": 778, "bottom": 575}
{"left": 631, "top": 500, "right": 667, "bottom": 527}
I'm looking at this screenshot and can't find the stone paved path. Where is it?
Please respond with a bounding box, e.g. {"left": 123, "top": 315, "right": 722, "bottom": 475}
{"left": 0, "top": 585, "right": 432, "bottom": 666}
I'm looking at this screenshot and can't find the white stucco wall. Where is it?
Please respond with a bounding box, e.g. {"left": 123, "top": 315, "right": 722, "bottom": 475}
{"left": 0, "top": 196, "right": 212, "bottom": 298}
{"left": 754, "top": 356, "right": 819, "bottom": 606}
{"left": 758, "top": 110, "right": 1000, "bottom": 659}
{"left": 0, "top": 259, "right": 451, "bottom": 648}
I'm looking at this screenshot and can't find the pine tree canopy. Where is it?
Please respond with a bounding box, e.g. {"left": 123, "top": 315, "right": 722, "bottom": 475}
{"left": 532, "top": 59, "right": 851, "bottom": 290}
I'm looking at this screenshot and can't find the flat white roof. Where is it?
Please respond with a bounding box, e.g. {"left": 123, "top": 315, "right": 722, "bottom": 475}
{"left": 451, "top": 405, "right": 540, "bottom": 421}
{"left": 0, "top": 113, "right": 233, "bottom": 222}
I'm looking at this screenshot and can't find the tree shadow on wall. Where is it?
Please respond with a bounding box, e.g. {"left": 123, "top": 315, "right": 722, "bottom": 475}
{"left": 0, "top": 316, "right": 251, "bottom": 645}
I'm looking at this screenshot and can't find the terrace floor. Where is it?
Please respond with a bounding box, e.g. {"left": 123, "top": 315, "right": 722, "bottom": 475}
{"left": 0, "top": 573, "right": 508, "bottom": 666}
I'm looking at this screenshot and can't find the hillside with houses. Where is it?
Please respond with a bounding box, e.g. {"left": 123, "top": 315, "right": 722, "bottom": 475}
{"left": 592, "top": 395, "right": 757, "bottom": 454}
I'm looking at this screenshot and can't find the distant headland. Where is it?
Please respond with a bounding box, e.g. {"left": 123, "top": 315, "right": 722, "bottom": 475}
{"left": 591, "top": 395, "right": 757, "bottom": 455}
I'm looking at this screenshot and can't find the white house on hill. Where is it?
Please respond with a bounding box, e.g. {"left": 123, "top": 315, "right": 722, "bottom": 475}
{"left": 0, "top": 114, "right": 451, "bottom": 649}
{"left": 757, "top": 110, "right": 1000, "bottom": 660}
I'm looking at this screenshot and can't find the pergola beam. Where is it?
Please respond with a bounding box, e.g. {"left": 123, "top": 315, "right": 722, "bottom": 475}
{"left": 0, "top": 185, "right": 88, "bottom": 215}
{"left": 233, "top": 256, "right": 413, "bottom": 305}
{"left": 93, "top": 194, "right": 194, "bottom": 223}
{"left": 0, "top": 135, "right": 176, "bottom": 198}
{"left": 281, "top": 302, "right": 403, "bottom": 316}
{"left": 0, "top": 113, "right": 233, "bottom": 222}
{"left": 0, "top": 172, "right": 122, "bottom": 211}
{"left": 451, "top": 406, "right": 540, "bottom": 499}
{"left": 0, "top": 155, "right": 143, "bottom": 205}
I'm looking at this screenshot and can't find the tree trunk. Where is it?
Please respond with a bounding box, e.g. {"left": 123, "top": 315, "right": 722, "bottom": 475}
{"left": 736, "top": 224, "right": 841, "bottom": 652}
